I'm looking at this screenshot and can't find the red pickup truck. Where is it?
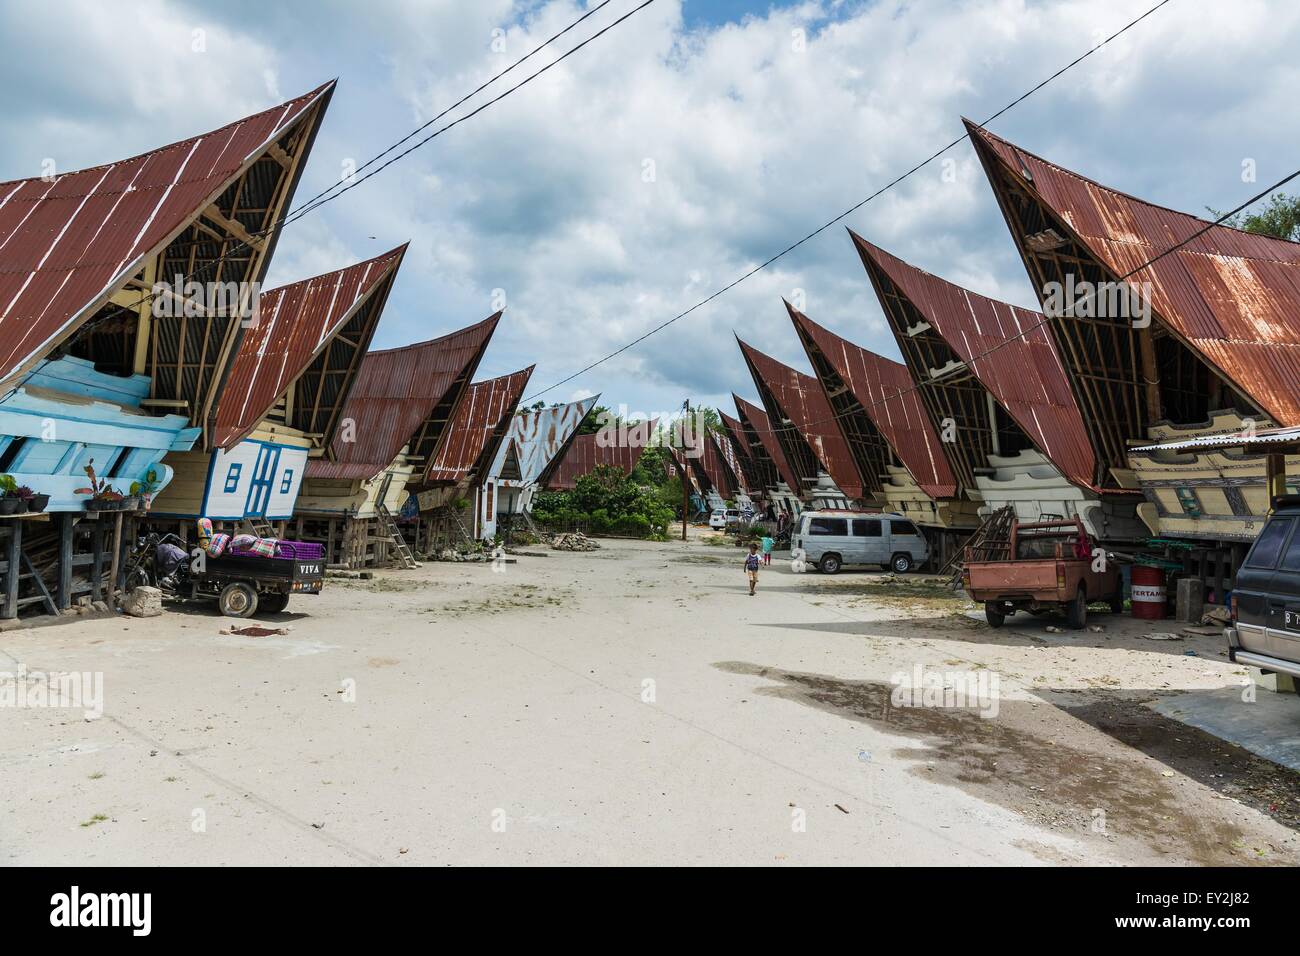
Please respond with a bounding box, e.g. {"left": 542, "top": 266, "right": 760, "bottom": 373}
{"left": 962, "top": 518, "right": 1123, "bottom": 629}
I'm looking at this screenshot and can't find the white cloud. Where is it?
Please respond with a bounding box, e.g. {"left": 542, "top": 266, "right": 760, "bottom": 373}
{"left": 4, "top": 0, "right": 1300, "bottom": 418}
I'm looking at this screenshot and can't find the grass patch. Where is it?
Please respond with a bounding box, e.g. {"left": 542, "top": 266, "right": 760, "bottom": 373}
{"left": 80, "top": 813, "right": 109, "bottom": 828}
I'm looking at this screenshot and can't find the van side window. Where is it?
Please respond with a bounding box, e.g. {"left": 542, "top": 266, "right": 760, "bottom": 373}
{"left": 889, "top": 520, "right": 918, "bottom": 536}
{"left": 852, "top": 519, "right": 881, "bottom": 536}
{"left": 808, "top": 517, "right": 848, "bottom": 536}
{"left": 1246, "top": 517, "right": 1293, "bottom": 570}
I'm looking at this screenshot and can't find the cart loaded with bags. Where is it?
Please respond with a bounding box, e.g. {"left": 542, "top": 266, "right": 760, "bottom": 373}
{"left": 125, "top": 520, "right": 324, "bottom": 617}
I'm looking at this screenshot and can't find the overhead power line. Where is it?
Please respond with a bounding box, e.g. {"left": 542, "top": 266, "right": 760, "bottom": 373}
{"left": 521, "top": 0, "right": 1175, "bottom": 403}
{"left": 108, "top": 0, "right": 656, "bottom": 317}
{"left": 736, "top": 163, "right": 1300, "bottom": 440}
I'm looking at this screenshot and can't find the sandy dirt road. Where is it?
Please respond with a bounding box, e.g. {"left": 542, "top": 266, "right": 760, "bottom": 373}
{"left": 2, "top": 533, "right": 1298, "bottom": 866}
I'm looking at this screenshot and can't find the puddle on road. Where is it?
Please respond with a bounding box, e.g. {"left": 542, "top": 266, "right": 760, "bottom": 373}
{"left": 714, "top": 661, "right": 1283, "bottom": 865}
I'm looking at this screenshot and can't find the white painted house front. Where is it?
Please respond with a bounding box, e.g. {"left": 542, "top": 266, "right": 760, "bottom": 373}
{"left": 203, "top": 438, "right": 310, "bottom": 521}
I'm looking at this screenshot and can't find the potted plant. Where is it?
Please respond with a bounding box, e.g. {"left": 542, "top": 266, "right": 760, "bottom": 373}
{"left": 24, "top": 486, "right": 49, "bottom": 513}
{"left": 74, "top": 460, "right": 130, "bottom": 511}
{"left": 0, "top": 474, "right": 19, "bottom": 515}
{"left": 129, "top": 467, "right": 160, "bottom": 510}
{"left": 13, "top": 485, "right": 36, "bottom": 514}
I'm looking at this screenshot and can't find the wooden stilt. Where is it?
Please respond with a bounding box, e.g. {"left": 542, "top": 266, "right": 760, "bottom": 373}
{"left": 91, "top": 521, "right": 105, "bottom": 602}
{"left": 2, "top": 522, "right": 19, "bottom": 620}
{"left": 56, "top": 513, "right": 74, "bottom": 611}
{"left": 107, "top": 512, "right": 123, "bottom": 607}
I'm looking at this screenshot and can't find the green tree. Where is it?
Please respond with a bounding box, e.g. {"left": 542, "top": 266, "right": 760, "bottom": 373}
{"left": 577, "top": 404, "right": 612, "bottom": 435}
{"left": 1209, "top": 193, "right": 1300, "bottom": 240}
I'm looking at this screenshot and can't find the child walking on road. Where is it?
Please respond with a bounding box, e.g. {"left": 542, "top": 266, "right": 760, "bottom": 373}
{"left": 745, "top": 543, "right": 761, "bottom": 596}
{"left": 760, "top": 534, "right": 774, "bottom": 566}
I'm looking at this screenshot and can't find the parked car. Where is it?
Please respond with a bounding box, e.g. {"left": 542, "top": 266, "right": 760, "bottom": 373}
{"left": 790, "top": 510, "right": 929, "bottom": 574}
{"left": 1226, "top": 496, "right": 1300, "bottom": 682}
{"left": 708, "top": 509, "right": 728, "bottom": 530}
{"left": 962, "top": 517, "right": 1121, "bottom": 629}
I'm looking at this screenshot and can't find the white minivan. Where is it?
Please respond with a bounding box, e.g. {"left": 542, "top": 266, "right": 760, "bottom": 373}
{"left": 791, "top": 510, "right": 930, "bottom": 574}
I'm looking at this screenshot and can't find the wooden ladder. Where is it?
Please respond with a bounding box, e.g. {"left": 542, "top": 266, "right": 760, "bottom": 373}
{"left": 375, "top": 503, "right": 419, "bottom": 569}
{"left": 241, "top": 517, "right": 275, "bottom": 538}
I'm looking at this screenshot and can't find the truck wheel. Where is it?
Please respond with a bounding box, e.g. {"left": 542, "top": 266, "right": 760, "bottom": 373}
{"left": 259, "top": 592, "right": 289, "bottom": 615}
{"left": 1065, "top": 586, "right": 1087, "bottom": 630}
{"left": 818, "top": 553, "right": 842, "bottom": 575}
{"left": 891, "top": 553, "right": 913, "bottom": 574}
{"left": 218, "top": 582, "right": 259, "bottom": 618}
{"left": 984, "top": 602, "right": 1006, "bottom": 628}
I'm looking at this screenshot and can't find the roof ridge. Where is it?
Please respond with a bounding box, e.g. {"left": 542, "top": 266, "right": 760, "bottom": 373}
{"left": 0, "top": 81, "right": 335, "bottom": 190}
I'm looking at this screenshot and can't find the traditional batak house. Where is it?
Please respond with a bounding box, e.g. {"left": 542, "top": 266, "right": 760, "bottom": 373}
{"left": 295, "top": 315, "right": 499, "bottom": 568}
{"left": 967, "top": 119, "right": 1300, "bottom": 580}
{"left": 479, "top": 395, "right": 599, "bottom": 538}
{"left": 680, "top": 428, "right": 738, "bottom": 510}
{"left": 736, "top": 336, "right": 863, "bottom": 510}
{"left": 664, "top": 444, "right": 709, "bottom": 518}
{"left": 539, "top": 420, "right": 658, "bottom": 491}
{"left": 787, "top": 300, "right": 968, "bottom": 542}
{"left": 848, "top": 233, "right": 1143, "bottom": 542}
{"left": 412, "top": 366, "right": 534, "bottom": 547}
{"left": 717, "top": 411, "right": 766, "bottom": 508}
{"left": 709, "top": 423, "right": 756, "bottom": 513}
{"left": 732, "top": 394, "right": 802, "bottom": 515}
{"left": 0, "top": 82, "right": 333, "bottom": 618}
{"left": 149, "top": 245, "right": 407, "bottom": 536}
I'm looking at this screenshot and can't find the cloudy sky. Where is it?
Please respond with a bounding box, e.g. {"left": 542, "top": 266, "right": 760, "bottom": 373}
{"left": 2, "top": 0, "right": 1297, "bottom": 420}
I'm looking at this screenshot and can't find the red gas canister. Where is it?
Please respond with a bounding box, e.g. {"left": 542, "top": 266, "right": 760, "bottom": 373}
{"left": 1131, "top": 565, "right": 1166, "bottom": 620}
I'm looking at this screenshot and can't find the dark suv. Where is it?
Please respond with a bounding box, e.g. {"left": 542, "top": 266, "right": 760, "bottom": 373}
{"left": 1227, "top": 496, "right": 1300, "bottom": 681}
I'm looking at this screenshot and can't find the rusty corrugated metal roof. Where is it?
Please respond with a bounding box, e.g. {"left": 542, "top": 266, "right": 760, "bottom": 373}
{"left": 733, "top": 393, "right": 796, "bottom": 492}
{"left": 712, "top": 426, "right": 747, "bottom": 492}
{"left": 718, "top": 412, "right": 751, "bottom": 463}
{"left": 494, "top": 395, "right": 599, "bottom": 486}
{"left": 305, "top": 314, "right": 499, "bottom": 481}
{"left": 850, "top": 233, "right": 1095, "bottom": 491}
{"left": 0, "top": 82, "right": 335, "bottom": 395}
{"left": 683, "top": 430, "right": 736, "bottom": 498}
{"left": 717, "top": 412, "right": 760, "bottom": 494}
{"left": 423, "top": 366, "right": 534, "bottom": 486}
{"left": 543, "top": 419, "right": 658, "bottom": 491}
{"left": 736, "top": 336, "right": 865, "bottom": 500}
{"left": 789, "top": 305, "right": 956, "bottom": 499}
{"left": 966, "top": 120, "right": 1300, "bottom": 428}
{"left": 214, "top": 244, "right": 407, "bottom": 448}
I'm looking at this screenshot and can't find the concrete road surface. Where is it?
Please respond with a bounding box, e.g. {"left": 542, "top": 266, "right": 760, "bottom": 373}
{"left": 3, "top": 534, "right": 1297, "bottom": 866}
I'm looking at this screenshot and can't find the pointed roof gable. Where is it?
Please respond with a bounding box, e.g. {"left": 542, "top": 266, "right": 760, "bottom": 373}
{"left": 733, "top": 393, "right": 798, "bottom": 493}
{"left": 305, "top": 314, "right": 499, "bottom": 481}
{"left": 736, "top": 337, "right": 865, "bottom": 500}
{"left": 717, "top": 410, "right": 761, "bottom": 494}
{"left": 497, "top": 395, "right": 599, "bottom": 487}
{"left": 718, "top": 411, "right": 752, "bottom": 463}
{"left": 214, "top": 244, "right": 407, "bottom": 448}
{"left": 848, "top": 233, "right": 1093, "bottom": 490}
{"left": 542, "top": 420, "right": 658, "bottom": 491}
{"left": 0, "top": 82, "right": 335, "bottom": 395}
{"left": 424, "top": 366, "right": 535, "bottom": 486}
{"left": 966, "top": 119, "right": 1300, "bottom": 428}
{"left": 789, "top": 304, "right": 956, "bottom": 499}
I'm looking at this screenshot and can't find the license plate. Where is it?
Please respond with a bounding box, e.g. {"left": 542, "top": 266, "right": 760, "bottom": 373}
{"left": 1283, "top": 610, "right": 1300, "bottom": 632}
